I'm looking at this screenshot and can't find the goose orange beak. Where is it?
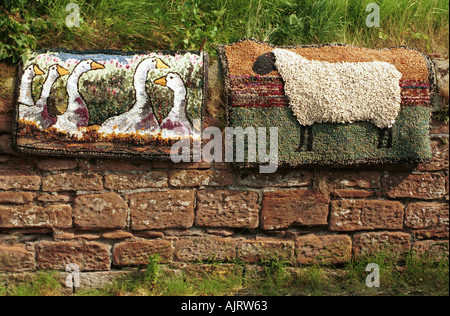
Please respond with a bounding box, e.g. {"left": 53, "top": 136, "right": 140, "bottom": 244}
{"left": 57, "top": 65, "right": 70, "bottom": 76}
{"left": 34, "top": 65, "right": 44, "bottom": 76}
{"left": 91, "top": 61, "right": 105, "bottom": 70}
{"left": 156, "top": 58, "right": 170, "bottom": 69}
{"left": 154, "top": 76, "right": 167, "bottom": 86}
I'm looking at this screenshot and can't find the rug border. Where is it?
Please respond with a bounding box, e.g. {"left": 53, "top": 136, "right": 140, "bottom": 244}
{"left": 12, "top": 49, "right": 209, "bottom": 161}
{"left": 216, "top": 38, "right": 434, "bottom": 167}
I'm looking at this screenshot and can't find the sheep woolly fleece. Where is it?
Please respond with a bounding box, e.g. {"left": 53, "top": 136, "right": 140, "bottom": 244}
{"left": 273, "top": 48, "right": 402, "bottom": 128}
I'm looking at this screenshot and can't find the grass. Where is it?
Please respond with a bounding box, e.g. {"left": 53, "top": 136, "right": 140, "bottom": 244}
{"left": 1, "top": 250, "right": 447, "bottom": 296}
{"left": 1, "top": 0, "right": 449, "bottom": 64}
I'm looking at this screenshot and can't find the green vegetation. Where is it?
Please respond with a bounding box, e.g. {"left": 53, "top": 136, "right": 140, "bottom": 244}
{"left": 1, "top": 0, "right": 449, "bottom": 63}
{"left": 1, "top": 250, "right": 447, "bottom": 296}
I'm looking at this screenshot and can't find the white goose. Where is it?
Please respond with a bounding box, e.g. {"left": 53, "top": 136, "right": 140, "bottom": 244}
{"left": 52, "top": 59, "right": 104, "bottom": 135}
{"left": 19, "top": 64, "right": 69, "bottom": 128}
{"left": 98, "top": 57, "right": 169, "bottom": 135}
{"left": 154, "top": 72, "right": 193, "bottom": 137}
{"left": 17, "top": 64, "right": 44, "bottom": 106}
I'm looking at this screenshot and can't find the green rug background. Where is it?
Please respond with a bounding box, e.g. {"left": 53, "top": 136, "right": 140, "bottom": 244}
{"left": 229, "top": 105, "right": 432, "bottom": 166}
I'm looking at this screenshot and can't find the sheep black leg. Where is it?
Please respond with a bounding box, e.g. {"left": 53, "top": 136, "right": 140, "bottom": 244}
{"left": 377, "top": 127, "right": 393, "bottom": 148}
{"left": 377, "top": 128, "right": 385, "bottom": 148}
{"left": 387, "top": 128, "right": 393, "bottom": 148}
{"left": 295, "top": 126, "right": 306, "bottom": 152}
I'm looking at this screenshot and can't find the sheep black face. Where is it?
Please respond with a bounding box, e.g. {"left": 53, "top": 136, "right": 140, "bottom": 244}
{"left": 252, "top": 52, "right": 276, "bottom": 75}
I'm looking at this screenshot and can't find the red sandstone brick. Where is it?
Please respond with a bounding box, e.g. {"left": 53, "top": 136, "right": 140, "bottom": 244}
{"left": 0, "top": 114, "right": 12, "bottom": 133}
{"left": 0, "top": 243, "right": 35, "bottom": 272}
{"left": 237, "top": 169, "right": 312, "bottom": 187}
{"left": 196, "top": 189, "right": 259, "bottom": 228}
{"left": 0, "top": 134, "right": 14, "bottom": 155}
{"left": 36, "top": 240, "right": 111, "bottom": 271}
{"left": 261, "top": 189, "right": 329, "bottom": 230}
{"left": 0, "top": 171, "right": 41, "bottom": 190}
{"left": 0, "top": 204, "right": 72, "bottom": 228}
{"left": 237, "top": 239, "right": 294, "bottom": 263}
{"left": 37, "top": 194, "right": 71, "bottom": 203}
{"left": 381, "top": 172, "right": 446, "bottom": 199}
{"left": 169, "top": 169, "right": 234, "bottom": 187}
{"left": 323, "top": 170, "right": 381, "bottom": 189}
{"left": 104, "top": 172, "right": 167, "bottom": 190}
{"left": 295, "top": 234, "right": 352, "bottom": 265}
{"left": 37, "top": 158, "right": 78, "bottom": 171}
{"left": 329, "top": 199, "right": 404, "bottom": 231}
{"left": 405, "top": 202, "right": 449, "bottom": 229}
{"left": 0, "top": 192, "right": 34, "bottom": 204}
{"left": 113, "top": 239, "right": 173, "bottom": 266}
{"left": 352, "top": 232, "right": 411, "bottom": 258}
{"left": 130, "top": 190, "right": 195, "bottom": 230}
{"left": 330, "top": 189, "right": 373, "bottom": 198}
{"left": 74, "top": 193, "right": 128, "bottom": 230}
{"left": 174, "top": 237, "right": 237, "bottom": 262}
{"left": 417, "top": 140, "right": 449, "bottom": 172}
{"left": 42, "top": 172, "right": 103, "bottom": 191}
{"left": 78, "top": 159, "right": 152, "bottom": 172}
{"left": 412, "top": 240, "right": 449, "bottom": 259}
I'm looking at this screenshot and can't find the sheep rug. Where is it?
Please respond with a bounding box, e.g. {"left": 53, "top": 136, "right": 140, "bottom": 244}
{"left": 218, "top": 39, "right": 436, "bottom": 167}
{"left": 13, "top": 49, "right": 208, "bottom": 159}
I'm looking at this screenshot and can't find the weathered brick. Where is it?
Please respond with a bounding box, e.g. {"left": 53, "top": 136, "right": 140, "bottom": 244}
{"left": 382, "top": 172, "right": 446, "bottom": 199}
{"left": 169, "top": 169, "right": 234, "bottom": 187}
{"left": 417, "top": 140, "right": 449, "bottom": 172}
{"left": 37, "top": 158, "right": 78, "bottom": 171}
{"left": 352, "top": 232, "right": 411, "bottom": 257}
{"left": 261, "top": 189, "right": 329, "bottom": 230}
{"left": 113, "top": 239, "right": 173, "bottom": 266}
{"left": 37, "top": 194, "right": 71, "bottom": 203}
{"left": 0, "top": 114, "right": 12, "bottom": 133}
{"left": 102, "top": 230, "right": 133, "bottom": 239}
{"left": 237, "top": 169, "right": 312, "bottom": 187}
{"left": 405, "top": 202, "right": 449, "bottom": 229}
{"left": 329, "top": 199, "right": 404, "bottom": 231}
{"left": 42, "top": 172, "right": 103, "bottom": 191}
{"left": 0, "top": 134, "right": 14, "bottom": 155}
{"left": 196, "top": 189, "right": 259, "bottom": 228}
{"left": 0, "top": 244, "right": 35, "bottom": 272}
{"left": 130, "top": 190, "right": 195, "bottom": 230}
{"left": 78, "top": 158, "right": 152, "bottom": 172}
{"left": 36, "top": 240, "right": 111, "bottom": 271}
{"left": 74, "top": 193, "right": 128, "bottom": 230}
{"left": 412, "top": 240, "right": 449, "bottom": 259}
{"left": 104, "top": 172, "right": 167, "bottom": 190}
{"left": 237, "top": 239, "right": 294, "bottom": 263}
{"left": 0, "top": 98, "right": 13, "bottom": 114}
{"left": 0, "top": 171, "right": 41, "bottom": 190}
{"left": 0, "top": 192, "right": 34, "bottom": 204}
{"left": 330, "top": 189, "right": 373, "bottom": 198}
{"left": 0, "top": 204, "right": 72, "bottom": 228}
{"left": 323, "top": 170, "right": 380, "bottom": 189}
{"left": 174, "top": 237, "right": 237, "bottom": 262}
{"left": 295, "top": 234, "right": 352, "bottom": 265}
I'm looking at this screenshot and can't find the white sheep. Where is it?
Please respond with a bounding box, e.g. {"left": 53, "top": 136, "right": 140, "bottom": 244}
{"left": 252, "top": 48, "right": 402, "bottom": 151}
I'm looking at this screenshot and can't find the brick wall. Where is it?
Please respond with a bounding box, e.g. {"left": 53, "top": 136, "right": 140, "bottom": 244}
{"left": 0, "top": 61, "right": 448, "bottom": 283}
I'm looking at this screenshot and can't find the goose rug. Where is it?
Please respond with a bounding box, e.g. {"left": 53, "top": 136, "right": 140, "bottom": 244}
{"left": 218, "top": 39, "right": 436, "bottom": 167}
{"left": 13, "top": 49, "right": 208, "bottom": 159}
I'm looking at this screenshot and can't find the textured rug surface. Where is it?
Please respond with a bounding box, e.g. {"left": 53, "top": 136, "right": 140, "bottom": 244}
{"left": 13, "top": 49, "right": 208, "bottom": 159}
{"left": 218, "top": 39, "right": 435, "bottom": 167}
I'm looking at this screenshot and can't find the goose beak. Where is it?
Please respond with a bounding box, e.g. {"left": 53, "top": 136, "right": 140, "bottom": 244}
{"left": 154, "top": 76, "right": 167, "bottom": 86}
{"left": 57, "top": 65, "right": 70, "bottom": 76}
{"left": 156, "top": 59, "right": 170, "bottom": 69}
{"left": 91, "top": 61, "right": 105, "bottom": 70}
{"left": 34, "top": 65, "right": 44, "bottom": 76}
